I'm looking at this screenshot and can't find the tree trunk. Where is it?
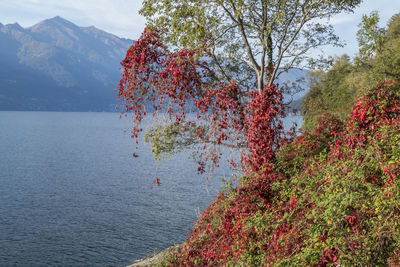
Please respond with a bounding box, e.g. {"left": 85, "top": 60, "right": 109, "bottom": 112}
{"left": 257, "top": 71, "right": 264, "bottom": 94}
{"left": 267, "top": 33, "right": 273, "bottom": 68}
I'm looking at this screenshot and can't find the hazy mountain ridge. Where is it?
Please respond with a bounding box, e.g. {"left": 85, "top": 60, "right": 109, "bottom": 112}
{"left": 0, "top": 16, "right": 133, "bottom": 111}
{"left": 277, "top": 68, "right": 309, "bottom": 114}
{"left": 0, "top": 17, "right": 309, "bottom": 112}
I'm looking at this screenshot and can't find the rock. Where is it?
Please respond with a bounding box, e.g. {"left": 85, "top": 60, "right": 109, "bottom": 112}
{"left": 127, "top": 244, "right": 183, "bottom": 267}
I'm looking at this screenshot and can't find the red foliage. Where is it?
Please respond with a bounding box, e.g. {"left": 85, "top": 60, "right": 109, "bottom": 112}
{"left": 331, "top": 80, "right": 400, "bottom": 161}
{"left": 176, "top": 80, "right": 400, "bottom": 266}
{"left": 118, "top": 27, "right": 285, "bottom": 178}
{"left": 115, "top": 28, "right": 400, "bottom": 266}
{"left": 349, "top": 80, "right": 400, "bottom": 132}
{"left": 243, "top": 85, "right": 284, "bottom": 175}
{"left": 313, "top": 113, "right": 344, "bottom": 137}
{"left": 177, "top": 172, "right": 286, "bottom": 265}
{"left": 118, "top": 29, "right": 289, "bottom": 265}
{"left": 118, "top": 28, "right": 211, "bottom": 141}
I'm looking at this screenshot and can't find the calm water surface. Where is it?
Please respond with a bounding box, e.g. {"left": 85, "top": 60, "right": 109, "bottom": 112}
{"left": 0, "top": 111, "right": 302, "bottom": 266}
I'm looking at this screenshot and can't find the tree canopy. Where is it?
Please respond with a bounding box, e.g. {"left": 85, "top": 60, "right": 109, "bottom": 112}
{"left": 118, "top": 0, "right": 362, "bottom": 180}
{"left": 140, "top": 0, "right": 361, "bottom": 93}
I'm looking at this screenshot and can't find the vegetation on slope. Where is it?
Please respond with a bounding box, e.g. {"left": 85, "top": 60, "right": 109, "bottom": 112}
{"left": 302, "top": 13, "right": 400, "bottom": 132}
{"left": 159, "top": 80, "right": 400, "bottom": 266}
{"left": 118, "top": 3, "right": 400, "bottom": 266}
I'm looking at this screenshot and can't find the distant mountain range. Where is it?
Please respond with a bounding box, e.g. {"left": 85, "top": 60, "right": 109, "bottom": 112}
{"left": 0, "top": 16, "right": 132, "bottom": 111}
{"left": 278, "top": 68, "right": 310, "bottom": 113}
{"left": 0, "top": 17, "right": 309, "bottom": 112}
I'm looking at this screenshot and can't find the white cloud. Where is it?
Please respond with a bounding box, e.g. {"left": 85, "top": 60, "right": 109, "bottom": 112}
{"left": 0, "top": 0, "right": 146, "bottom": 39}
{"left": 328, "top": 14, "right": 357, "bottom": 25}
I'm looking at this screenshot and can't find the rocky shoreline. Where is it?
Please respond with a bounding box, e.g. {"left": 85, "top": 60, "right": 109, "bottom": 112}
{"left": 127, "top": 244, "right": 183, "bottom": 267}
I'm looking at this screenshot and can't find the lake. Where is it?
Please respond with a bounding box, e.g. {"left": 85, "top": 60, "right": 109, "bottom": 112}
{"left": 0, "top": 111, "right": 302, "bottom": 266}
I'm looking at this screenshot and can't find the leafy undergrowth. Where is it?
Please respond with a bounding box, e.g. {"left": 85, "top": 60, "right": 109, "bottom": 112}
{"left": 160, "top": 80, "right": 400, "bottom": 266}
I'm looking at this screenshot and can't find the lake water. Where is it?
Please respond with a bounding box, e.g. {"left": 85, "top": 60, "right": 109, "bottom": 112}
{"left": 0, "top": 111, "right": 302, "bottom": 266}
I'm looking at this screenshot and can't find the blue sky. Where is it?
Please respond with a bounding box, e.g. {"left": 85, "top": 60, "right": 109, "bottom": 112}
{"left": 0, "top": 0, "right": 399, "bottom": 57}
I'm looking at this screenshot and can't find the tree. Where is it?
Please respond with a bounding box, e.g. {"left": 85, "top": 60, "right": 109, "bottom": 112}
{"left": 140, "top": 0, "right": 360, "bottom": 93}
{"left": 118, "top": 0, "right": 361, "bottom": 180}
{"left": 356, "top": 11, "right": 385, "bottom": 64}
{"left": 355, "top": 12, "right": 400, "bottom": 80}
{"left": 302, "top": 55, "right": 357, "bottom": 131}
{"left": 374, "top": 13, "right": 400, "bottom": 81}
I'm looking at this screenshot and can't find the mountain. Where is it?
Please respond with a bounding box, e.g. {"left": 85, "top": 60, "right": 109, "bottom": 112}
{"left": 0, "top": 16, "right": 133, "bottom": 111}
{"left": 0, "top": 17, "right": 310, "bottom": 112}
{"left": 278, "top": 68, "right": 309, "bottom": 98}
{"left": 278, "top": 68, "right": 310, "bottom": 113}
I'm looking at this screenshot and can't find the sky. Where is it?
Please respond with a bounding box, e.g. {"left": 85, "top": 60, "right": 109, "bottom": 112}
{"left": 0, "top": 0, "right": 399, "bottom": 57}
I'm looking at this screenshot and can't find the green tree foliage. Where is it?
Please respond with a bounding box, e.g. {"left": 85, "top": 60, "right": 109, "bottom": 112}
{"left": 303, "top": 12, "right": 400, "bottom": 132}
{"left": 140, "top": 0, "right": 361, "bottom": 93}
{"left": 302, "top": 55, "right": 360, "bottom": 130}
{"left": 356, "top": 11, "right": 385, "bottom": 63}
{"left": 374, "top": 14, "right": 400, "bottom": 80}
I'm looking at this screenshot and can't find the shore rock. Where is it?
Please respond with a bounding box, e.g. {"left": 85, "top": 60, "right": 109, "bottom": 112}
{"left": 127, "top": 244, "right": 183, "bottom": 267}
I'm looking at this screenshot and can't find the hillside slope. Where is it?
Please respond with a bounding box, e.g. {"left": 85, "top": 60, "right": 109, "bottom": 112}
{"left": 0, "top": 17, "right": 133, "bottom": 111}
{"left": 158, "top": 80, "right": 400, "bottom": 266}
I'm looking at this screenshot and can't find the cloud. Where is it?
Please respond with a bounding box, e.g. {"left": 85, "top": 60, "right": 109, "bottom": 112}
{"left": 0, "top": 0, "right": 146, "bottom": 39}
{"left": 329, "top": 14, "right": 357, "bottom": 25}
